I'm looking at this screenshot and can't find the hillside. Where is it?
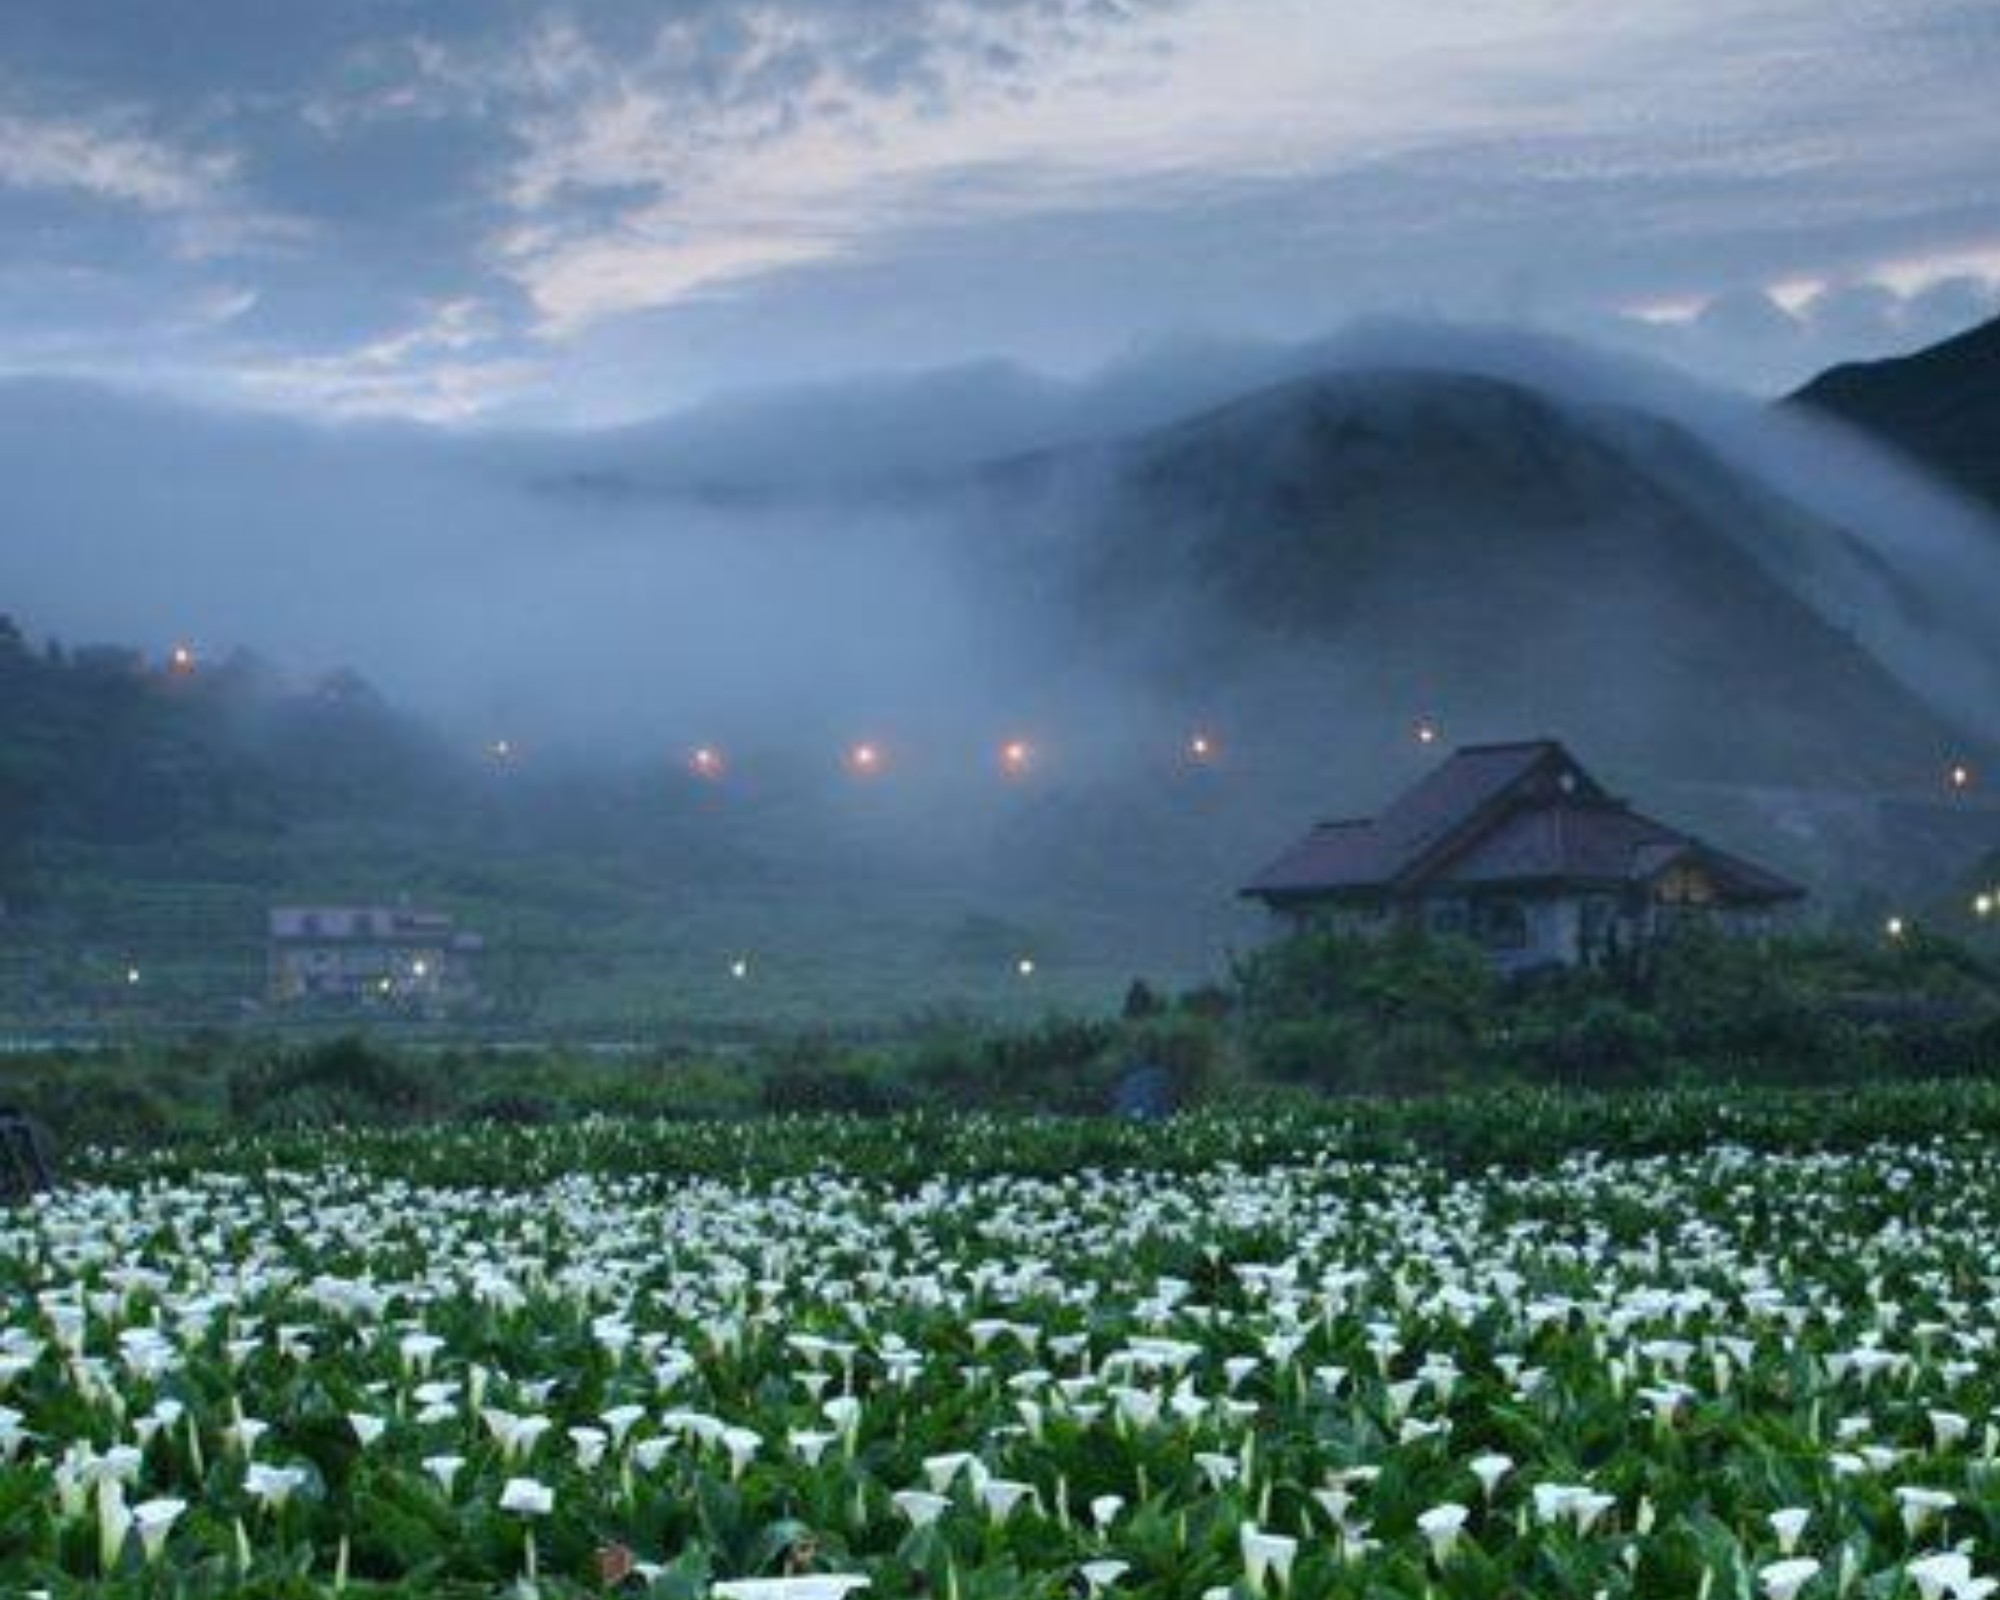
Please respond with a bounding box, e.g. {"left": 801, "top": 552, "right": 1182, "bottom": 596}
{"left": 1791, "top": 314, "right": 2000, "bottom": 512}
{"left": 987, "top": 370, "right": 1979, "bottom": 794}
{"left": 5, "top": 361, "right": 1999, "bottom": 1032}
{"left": 0, "top": 620, "right": 1183, "bottom": 1031}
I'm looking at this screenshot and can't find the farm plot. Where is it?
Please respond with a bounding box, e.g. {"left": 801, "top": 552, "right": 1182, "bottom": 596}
{"left": 2, "top": 1130, "right": 1999, "bottom": 1597}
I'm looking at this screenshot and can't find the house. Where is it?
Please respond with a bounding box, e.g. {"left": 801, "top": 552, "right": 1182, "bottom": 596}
{"left": 1241, "top": 740, "right": 1804, "bottom": 971}
{"left": 267, "top": 905, "right": 482, "bottom": 1011}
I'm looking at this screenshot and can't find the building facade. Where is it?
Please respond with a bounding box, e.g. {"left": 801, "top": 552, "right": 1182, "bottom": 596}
{"left": 267, "top": 905, "right": 482, "bottom": 1011}
{"left": 1242, "top": 740, "right": 1805, "bottom": 972}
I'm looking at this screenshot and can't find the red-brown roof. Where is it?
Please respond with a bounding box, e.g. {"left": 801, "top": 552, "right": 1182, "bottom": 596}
{"left": 1243, "top": 740, "right": 1804, "bottom": 905}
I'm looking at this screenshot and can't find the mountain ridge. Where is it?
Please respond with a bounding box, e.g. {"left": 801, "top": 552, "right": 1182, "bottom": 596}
{"left": 971, "top": 366, "right": 1982, "bottom": 794}
{"left": 1791, "top": 315, "right": 2000, "bottom": 513}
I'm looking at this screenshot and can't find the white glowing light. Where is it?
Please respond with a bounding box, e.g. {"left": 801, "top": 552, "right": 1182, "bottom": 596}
{"left": 729, "top": 958, "right": 751, "bottom": 981}
{"left": 847, "top": 742, "right": 883, "bottom": 775}
{"left": 1949, "top": 763, "right": 1973, "bottom": 791}
{"left": 489, "top": 739, "right": 515, "bottom": 761}
{"left": 411, "top": 959, "right": 430, "bottom": 979}
{"left": 1886, "top": 916, "right": 1907, "bottom": 940}
{"left": 1976, "top": 894, "right": 1994, "bottom": 919}
{"left": 1000, "top": 739, "right": 1033, "bottom": 776}
{"left": 1415, "top": 719, "right": 1440, "bottom": 747}
{"left": 125, "top": 966, "right": 142, "bottom": 986}
{"left": 690, "top": 746, "right": 725, "bottom": 779}
{"left": 168, "top": 644, "right": 196, "bottom": 674}
{"left": 1187, "top": 732, "right": 1216, "bottom": 762}
{"left": 1016, "top": 957, "right": 1036, "bottom": 978}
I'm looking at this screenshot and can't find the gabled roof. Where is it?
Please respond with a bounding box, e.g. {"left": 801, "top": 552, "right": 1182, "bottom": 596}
{"left": 1243, "top": 740, "right": 1804, "bottom": 906}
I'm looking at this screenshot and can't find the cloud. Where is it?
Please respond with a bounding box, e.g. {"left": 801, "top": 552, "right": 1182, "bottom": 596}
{"left": 0, "top": 0, "right": 1995, "bottom": 417}
{"left": 479, "top": 3, "right": 1198, "bottom": 334}
{"left": 0, "top": 103, "right": 234, "bottom": 210}
{"left": 231, "top": 298, "right": 542, "bottom": 421}
{"left": 1606, "top": 252, "right": 2000, "bottom": 391}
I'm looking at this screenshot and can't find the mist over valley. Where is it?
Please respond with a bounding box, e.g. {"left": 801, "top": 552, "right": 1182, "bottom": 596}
{"left": 7, "top": 320, "right": 2000, "bottom": 1027}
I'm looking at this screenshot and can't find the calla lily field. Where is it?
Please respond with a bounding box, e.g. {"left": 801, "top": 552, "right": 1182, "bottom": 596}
{"left": 5, "top": 1096, "right": 2000, "bottom": 1597}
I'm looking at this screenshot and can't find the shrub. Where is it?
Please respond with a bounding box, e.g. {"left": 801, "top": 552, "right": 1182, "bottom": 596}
{"left": 227, "top": 1036, "right": 444, "bottom": 1128}
{"left": 904, "top": 1016, "right": 1120, "bottom": 1112}
{"left": 1117, "top": 1013, "right": 1229, "bottom": 1108}
{"left": 1507, "top": 997, "right": 1673, "bottom": 1087}
{"left": 1237, "top": 926, "right": 1497, "bottom": 1034}
{"left": 1246, "top": 1015, "right": 1370, "bottom": 1089}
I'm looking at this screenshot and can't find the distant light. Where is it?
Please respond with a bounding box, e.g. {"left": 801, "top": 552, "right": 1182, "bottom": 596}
{"left": 1885, "top": 915, "right": 1907, "bottom": 940}
{"left": 378, "top": 976, "right": 394, "bottom": 994}
{"left": 1950, "top": 762, "right": 1974, "bottom": 792}
{"left": 489, "top": 738, "right": 516, "bottom": 762}
{"left": 729, "top": 957, "right": 751, "bottom": 981}
{"left": 168, "top": 644, "right": 196, "bottom": 676}
{"left": 847, "top": 741, "right": 883, "bottom": 776}
{"left": 1977, "top": 894, "right": 1995, "bottom": 919}
{"left": 1187, "top": 731, "right": 1217, "bottom": 763}
{"left": 125, "top": 966, "right": 142, "bottom": 986}
{"left": 1015, "top": 957, "right": 1037, "bottom": 978}
{"left": 1000, "top": 738, "right": 1033, "bottom": 777}
{"left": 1415, "top": 719, "right": 1440, "bottom": 747}
{"left": 689, "top": 746, "right": 725, "bottom": 780}
{"left": 411, "top": 959, "right": 430, "bottom": 979}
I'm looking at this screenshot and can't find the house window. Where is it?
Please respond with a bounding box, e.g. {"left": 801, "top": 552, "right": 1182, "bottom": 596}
{"left": 1473, "top": 899, "right": 1529, "bottom": 950}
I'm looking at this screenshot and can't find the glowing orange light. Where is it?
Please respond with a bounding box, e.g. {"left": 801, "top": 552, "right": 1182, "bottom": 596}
{"left": 847, "top": 741, "right": 883, "bottom": 776}
{"left": 1000, "top": 738, "right": 1033, "bottom": 777}
{"left": 690, "top": 746, "right": 725, "bottom": 780}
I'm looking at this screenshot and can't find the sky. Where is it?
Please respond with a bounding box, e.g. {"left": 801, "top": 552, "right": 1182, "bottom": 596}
{"left": 1, "top": 0, "right": 1997, "bottom": 425}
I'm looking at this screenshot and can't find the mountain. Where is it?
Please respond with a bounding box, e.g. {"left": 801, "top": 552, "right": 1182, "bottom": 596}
{"left": 1791, "top": 315, "right": 2000, "bottom": 512}
{"left": 980, "top": 370, "right": 1979, "bottom": 796}
{"left": 5, "top": 350, "right": 2000, "bottom": 1030}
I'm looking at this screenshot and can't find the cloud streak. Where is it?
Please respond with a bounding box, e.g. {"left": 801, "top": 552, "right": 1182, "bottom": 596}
{"left": 0, "top": 0, "right": 1993, "bottom": 418}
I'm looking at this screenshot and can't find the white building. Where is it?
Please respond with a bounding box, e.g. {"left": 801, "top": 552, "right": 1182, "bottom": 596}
{"left": 267, "top": 905, "right": 482, "bottom": 1010}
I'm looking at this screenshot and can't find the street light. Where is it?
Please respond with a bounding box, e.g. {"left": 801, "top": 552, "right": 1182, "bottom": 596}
{"left": 846, "top": 741, "right": 883, "bottom": 776}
